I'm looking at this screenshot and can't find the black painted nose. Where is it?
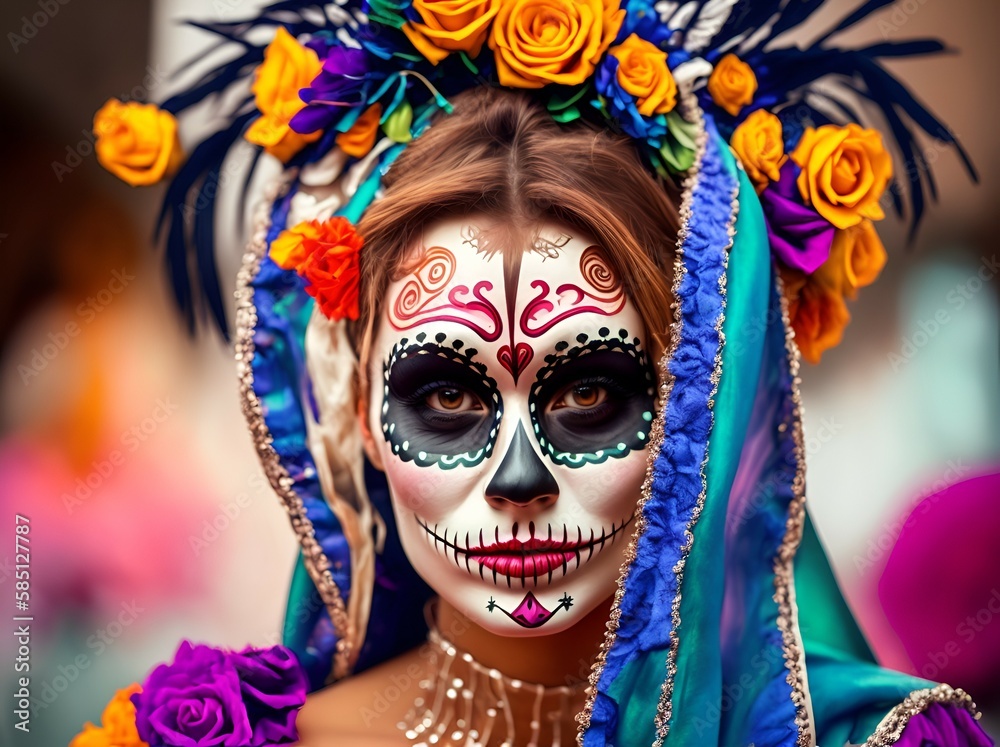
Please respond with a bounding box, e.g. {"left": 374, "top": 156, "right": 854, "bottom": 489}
{"left": 485, "top": 423, "right": 559, "bottom": 509}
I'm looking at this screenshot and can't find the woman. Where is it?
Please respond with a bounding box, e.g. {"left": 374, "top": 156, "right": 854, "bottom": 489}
{"left": 73, "top": 0, "right": 990, "bottom": 745}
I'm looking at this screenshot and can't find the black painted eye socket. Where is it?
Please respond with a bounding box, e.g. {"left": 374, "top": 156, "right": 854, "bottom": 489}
{"left": 382, "top": 341, "right": 502, "bottom": 469}
{"left": 530, "top": 339, "right": 655, "bottom": 466}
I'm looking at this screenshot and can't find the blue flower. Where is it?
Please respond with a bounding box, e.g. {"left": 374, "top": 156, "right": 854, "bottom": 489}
{"left": 594, "top": 53, "right": 668, "bottom": 144}
{"left": 614, "top": 0, "right": 673, "bottom": 48}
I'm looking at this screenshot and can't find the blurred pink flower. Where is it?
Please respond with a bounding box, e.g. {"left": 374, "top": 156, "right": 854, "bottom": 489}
{"left": 879, "top": 470, "right": 1000, "bottom": 697}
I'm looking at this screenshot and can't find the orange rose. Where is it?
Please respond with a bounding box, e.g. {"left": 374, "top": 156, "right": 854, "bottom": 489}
{"left": 336, "top": 103, "right": 384, "bottom": 158}
{"left": 69, "top": 725, "right": 111, "bottom": 747}
{"left": 609, "top": 33, "right": 677, "bottom": 116}
{"left": 707, "top": 54, "right": 756, "bottom": 117}
{"left": 791, "top": 123, "right": 893, "bottom": 230}
{"left": 70, "top": 684, "right": 147, "bottom": 747}
{"left": 245, "top": 27, "right": 323, "bottom": 162}
{"left": 101, "top": 684, "right": 145, "bottom": 746}
{"left": 781, "top": 266, "right": 850, "bottom": 365}
{"left": 93, "top": 100, "right": 183, "bottom": 186}
{"left": 402, "top": 0, "right": 500, "bottom": 64}
{"left": 730, "top": 109, "right": 786, "bottom": 192}
{"left": 270, "top": 217, "right": 364, "bottom": 321}
{"left": 819, "top": 219, "right": 887, "bottom": 299}
{"left": 488, "top": 0, "right": 625, "bottom": 88}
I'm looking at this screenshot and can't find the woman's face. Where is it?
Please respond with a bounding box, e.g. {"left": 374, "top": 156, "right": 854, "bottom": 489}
{"left": 366, "top": 212, "right": 656, "bottom": 636}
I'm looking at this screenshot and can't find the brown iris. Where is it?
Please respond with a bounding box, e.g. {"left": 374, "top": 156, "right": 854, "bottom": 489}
{"left": 553, "top": 384, "right": 607, "bottom": 410}
{"left": 437, "top": 387, "right": 464, "bottom": 409}
{"left": 426, "top": 386, "right": 483, "bottom": 412}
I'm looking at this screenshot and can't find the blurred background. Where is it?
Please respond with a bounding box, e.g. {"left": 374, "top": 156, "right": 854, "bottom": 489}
{"left": 0, "top": 0, "right": 996, "bottom": 744}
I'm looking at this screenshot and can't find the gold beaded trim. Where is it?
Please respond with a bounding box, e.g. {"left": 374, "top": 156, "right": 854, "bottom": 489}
{"left": 234, "top": 177, "right": 354, "bottom": 682}
{"left": 652, "top": 134, "right": 740, "bottom": 746}
{"left": 774, "top": 271, "right": 816, "bottom": 746}
{"left": 574, "top": 94, "right": 706, "bottom": 745}
{"left": 864, "top": 685, "right": 982, "bottom": 746}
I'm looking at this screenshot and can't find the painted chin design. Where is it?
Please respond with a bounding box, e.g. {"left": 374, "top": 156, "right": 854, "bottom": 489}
{"left": 416, "top": 514, "right": 635, "bottom": 587}
{"left": 486, "top": 591, "right": 574, "bottom": 629}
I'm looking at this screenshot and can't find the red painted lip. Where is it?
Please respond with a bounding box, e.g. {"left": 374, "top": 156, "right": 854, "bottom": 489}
{"left": 472, "top": 550, "right": 578, "bottom": 581}
{"left": 416, "top": 517, "right": 634, "bottom": 585}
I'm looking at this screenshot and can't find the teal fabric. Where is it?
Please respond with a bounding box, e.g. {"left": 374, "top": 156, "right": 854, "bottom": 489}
{"left": 665, "top": 140, "right": 771, "bottom": 746}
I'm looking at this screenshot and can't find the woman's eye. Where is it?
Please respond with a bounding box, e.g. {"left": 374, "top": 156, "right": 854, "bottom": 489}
{"left": 552, "top": 384, "right": 608, "bottom": 411}
{"left": 425, "top": 387, "right": 483, "bottom": 412}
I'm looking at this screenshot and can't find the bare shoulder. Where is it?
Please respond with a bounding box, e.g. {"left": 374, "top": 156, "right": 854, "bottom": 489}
{"left": 294, "top": 645, "right": 431, "bottom": 747}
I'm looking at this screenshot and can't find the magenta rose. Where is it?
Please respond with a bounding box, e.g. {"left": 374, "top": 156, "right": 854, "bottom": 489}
{"left": 132, "top": 641, "right": 252, "bottom": 746}
{"left": 131, "top": 641, "right": 307, "bottom": 746}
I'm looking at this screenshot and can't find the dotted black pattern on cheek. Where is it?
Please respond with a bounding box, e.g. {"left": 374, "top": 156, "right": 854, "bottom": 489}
{"left": 380, "top": 336, "right": 503, "bottom": 470}
{"left": 528, "top": 330, "right": 656, "bottom": 468}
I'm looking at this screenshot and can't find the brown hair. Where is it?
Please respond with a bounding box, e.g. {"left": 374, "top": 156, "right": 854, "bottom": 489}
{"left": 351, "top": 85, "right": 680, "bottom": 401}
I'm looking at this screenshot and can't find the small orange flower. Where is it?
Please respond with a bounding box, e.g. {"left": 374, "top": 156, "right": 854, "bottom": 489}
{"left": 707, "top": 54, "right": 756, "bottom": 117}
{"left": 93, "top": 100, "right": 183, "bottom": 186}
{"left": 245, "top": 27, "right": 323, "bottom": 162}
{"left": 402, "top": 0, "right": 500, "bottom": 65}
{"left": 336, "top": 103, "right": 384, "bottom": 159}
{"left": 730, "top": 109, "right": 786, "bottom": 192}
{"left": 70, "top": 684, "right": 147, "bottom": 747}
{"left": 791, "top": 123, "right": 893, "bottom": 230}
{"left": 270, "top": 218, "right": 364, "bottom": 321}
{"left": 489, "top": 0, "right": 625, "bottom": 88}
{"left": 608, "top": 33, "right": 677, "bottom": 117}
{"left": 821, "top": 219, "right": 888, "bottom": 299}
{"left": 781, "top": 265, "right": 851, "bottom": 365}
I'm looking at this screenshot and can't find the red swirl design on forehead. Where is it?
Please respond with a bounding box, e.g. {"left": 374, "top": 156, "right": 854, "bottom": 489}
{"left": 389, "top": 246, "right": 503, "bottom": 341}
{"left": 519, "top": 246, "right": 626, "bottom": 337}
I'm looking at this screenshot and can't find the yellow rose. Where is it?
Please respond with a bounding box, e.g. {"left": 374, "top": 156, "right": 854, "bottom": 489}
{"left": 819, "top": 219, "right": 887, "bottom": 299}
{"left": 489, "top": 0, "right": 625, "bottom": 88}
{"left": 609, "top": 33, "right": 677, "bottom": 117}
{"left": 780, "top": 265, "right": 851, "bottom": 365}
{"left": 93, "top": 100, "right": 183, "bottom": 187}
{"left": 791, "top": 123, "right": 893, "bottom": 230}
{"left": 402, "top": 0, "right": 500, "bottom": 65}
{"left": 707, "top": 53, "right": 756, "bottom": 117}
{"left": 730, "top": 109, "right": 786, "bottom": 192}
{"left": 245, "top": 27, "right": 323, "bottom": 162}
{"left": 336, "top": 103, "right": 384, "bottom": 158}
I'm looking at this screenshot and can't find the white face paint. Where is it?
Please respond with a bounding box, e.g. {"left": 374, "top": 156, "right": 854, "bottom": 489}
{"left": 367, "top": 213, "right": 656, "bottom": 636}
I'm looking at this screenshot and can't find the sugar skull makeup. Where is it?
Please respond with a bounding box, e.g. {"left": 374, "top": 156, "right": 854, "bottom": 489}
{"left": 367, "top": 213, "right": 656, "bottom": 636}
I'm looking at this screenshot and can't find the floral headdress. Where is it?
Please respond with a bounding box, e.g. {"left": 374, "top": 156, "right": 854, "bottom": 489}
{"left": 93, "top": 0, "right": 973, "bottom": 362}
{"left": 84, "top": 2, "right": 981, "bottom": 745}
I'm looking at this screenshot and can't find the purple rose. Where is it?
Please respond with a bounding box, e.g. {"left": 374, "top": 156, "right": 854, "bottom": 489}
{"left": 290, "top": 46, "right": 373, "bottom": 135}
{"left": 232, "top": 646, "right": 307, "bottom": 745}
{"left": 759, "top": 161, "right": 835, "bottom": 274}
{"left": 132, "top": 642, "right": 252, "bottom": 747}
{"left": 132, "top": 641, "right": 308, "bottom": 747}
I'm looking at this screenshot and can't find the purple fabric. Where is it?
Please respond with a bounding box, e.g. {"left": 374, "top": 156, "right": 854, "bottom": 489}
{"left": 290, "top": 46, "right": 370, "bottom": 135}
{"left": 758, "top": 161, "right": 834, "bottom": 274}
{"left": 132, "top": 640, "right": 307, "bottom": 746}
{"left": 896, "top": 703, "right": 994, "bottom": 746}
